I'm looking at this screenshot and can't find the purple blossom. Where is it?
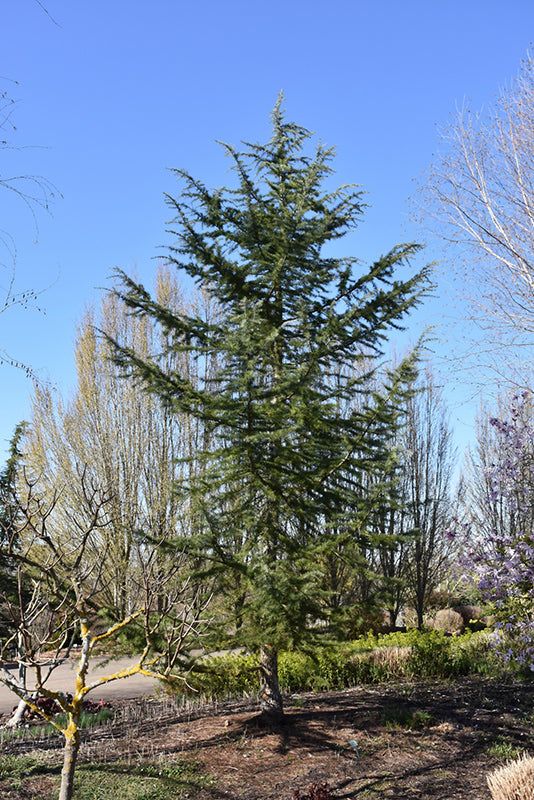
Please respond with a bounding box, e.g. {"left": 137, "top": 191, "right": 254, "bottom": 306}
{"left": 454, "top": 393, "right": 534, "bottom": 671}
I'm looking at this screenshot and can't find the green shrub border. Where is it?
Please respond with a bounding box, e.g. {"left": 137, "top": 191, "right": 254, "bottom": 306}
{"left": 177, "top": 629, "right": 497, "bottom": 699}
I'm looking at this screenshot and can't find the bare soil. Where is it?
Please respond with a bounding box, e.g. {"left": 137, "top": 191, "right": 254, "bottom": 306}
{"left": 2, "top": 678, "right": 534, "bottom": 799}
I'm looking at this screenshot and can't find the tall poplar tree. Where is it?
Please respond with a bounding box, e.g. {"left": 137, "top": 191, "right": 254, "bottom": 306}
{"left": 110, "top": 99, "right": 430, "bottom": 719}
{"left": 24, "top": 267, "right": 206, "bottom": 620}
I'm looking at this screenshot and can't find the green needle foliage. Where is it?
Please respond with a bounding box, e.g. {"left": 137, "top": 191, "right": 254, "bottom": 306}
{"left": 0, "top": 422, "right": 27, "bottom": 600}
{"left": 109, "top": 97, "right": 430, "bottom": 717}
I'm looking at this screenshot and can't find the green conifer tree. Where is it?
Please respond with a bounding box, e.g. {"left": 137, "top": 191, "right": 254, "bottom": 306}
{"left": 110, "top": 99, "right": 430, "bottom": 719}
{"left": 0, "top": 422, "right": 27, "bottom": 636}
{"left": 0, "top": 424, "right": 26, "bottom": 563}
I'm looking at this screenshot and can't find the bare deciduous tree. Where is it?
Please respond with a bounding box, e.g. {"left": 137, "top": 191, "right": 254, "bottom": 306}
{"left": 25, "top": 266, "right": 216, "bottom": 617}
{"left": 402, "top": 371, "right": 458, "bottom": 627}
{"left": 0, "top": 467, "right": 210, "bottom": 800}
{"left": 420, "top": 54, "right": 534, "bottom": 383}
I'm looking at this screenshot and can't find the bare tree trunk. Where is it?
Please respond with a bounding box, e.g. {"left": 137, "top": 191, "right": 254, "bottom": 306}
{"left": 259, "top": 645, "right": 283, "bottom": 720}
{"left": 5, "top": 638, "right": 29, "bottom": 728}
{"left": 58, "top": 724, "right": 80, "bottom": 800}
{"left": 5, "top": 697, "right": 28, "bottom": 728}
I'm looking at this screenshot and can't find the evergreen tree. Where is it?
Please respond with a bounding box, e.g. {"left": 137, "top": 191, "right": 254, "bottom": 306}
{"left": 0, "top": 424, "right": 26, "bottom": 557}
{"left": 0, "top": 422, "right": 27, "bottom": 634}
{"left": 110, "top": 99, "right": 430, "bottom": 718}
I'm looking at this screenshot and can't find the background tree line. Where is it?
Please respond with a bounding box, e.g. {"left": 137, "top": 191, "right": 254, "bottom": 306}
{"left": 14, "top": 265, "right": 458, "bottom": 638}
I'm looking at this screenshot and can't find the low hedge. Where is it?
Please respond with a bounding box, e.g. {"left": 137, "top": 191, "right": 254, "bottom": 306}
{"left": 175, "top": 629, "right": 497, "bottom": 700}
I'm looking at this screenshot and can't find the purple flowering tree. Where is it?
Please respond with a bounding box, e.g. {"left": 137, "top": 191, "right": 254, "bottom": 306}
{"left": 458, "top": 393, "right": 534, "bottom": 670}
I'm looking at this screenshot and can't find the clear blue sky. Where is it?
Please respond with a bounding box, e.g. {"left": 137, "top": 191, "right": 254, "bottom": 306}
{"left": 1, "top": 0, "right": 532, "bottom": 461}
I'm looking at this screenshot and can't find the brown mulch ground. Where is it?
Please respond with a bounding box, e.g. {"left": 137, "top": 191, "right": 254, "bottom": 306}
{"left": 2, "top": 678, "right": 534, "bottom": 799}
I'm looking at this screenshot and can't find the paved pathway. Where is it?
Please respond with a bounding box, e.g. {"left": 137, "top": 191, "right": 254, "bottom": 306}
{"left": 0, "top": 657, "right": 159, "bottom": 717}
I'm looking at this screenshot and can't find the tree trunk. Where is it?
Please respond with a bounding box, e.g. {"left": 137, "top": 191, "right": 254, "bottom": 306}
{"left": 5, "top": 636, "right": 29, "bottom": 727}
{"left": 259, "top": 645, "right": 283, "bottom": 720}
{"left": 416, "top": 603, "right": 424, "bottom": 630}
{"left": 5, "top": 697, "right": 28, "bottom": 728}
{"left": 58, "top": 725, "right": 80, "bottom": 800}
{"left": 415, "top": 582, "right": 425, "bottom": 630}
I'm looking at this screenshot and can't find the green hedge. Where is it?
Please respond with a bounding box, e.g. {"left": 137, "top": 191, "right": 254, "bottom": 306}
{"left": 175, "top": 630, "right": 496, "bottom": 700}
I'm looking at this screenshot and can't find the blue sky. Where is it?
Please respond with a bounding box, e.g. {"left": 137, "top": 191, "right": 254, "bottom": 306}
{"left": 1, "top": 0, "right": 533, "bottom": 462}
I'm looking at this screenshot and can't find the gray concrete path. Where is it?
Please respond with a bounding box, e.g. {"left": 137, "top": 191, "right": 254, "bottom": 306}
{"left": 0, "top": 657, "right": 160, "bottom": 717}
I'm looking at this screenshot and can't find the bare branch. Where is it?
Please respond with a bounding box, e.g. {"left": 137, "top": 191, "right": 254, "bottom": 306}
{"left": 0, "top": 466, "right": 210, "bottom": 800}
{"left": 417, "top": 55, "right": 534, "bottom": 384}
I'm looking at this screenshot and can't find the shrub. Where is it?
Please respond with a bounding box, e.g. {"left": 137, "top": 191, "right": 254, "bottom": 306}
{"left": 278, "top": 651, "right": 316, "bottom": 692}
{"left": 314, "top": 648, "right": 355, "bottom": 690}
{"left": 410, "top": 630, "right": 457, "bottom": 677}
{"left": 371, "top": 629, "right": 421, "bottom": 648}
{"left": 347, "top": 645, "right": 411, "bottom": 684}
{"left": 432, "top": 609, "right": 464, "bottom": 633}
{"left": 168, "top": 630, "right": 497, "bottom": 701}
{"left": 455, "top": 604, "right": 483, "bottom": 627}
{"left": 182, "top": 652, "right": 260, "bottom": 698}
{"left": 487, "top": 753, "right": 534, "bottom": 800}
{"left": 452, "top": 630, "right": 498, "bottom": 676}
